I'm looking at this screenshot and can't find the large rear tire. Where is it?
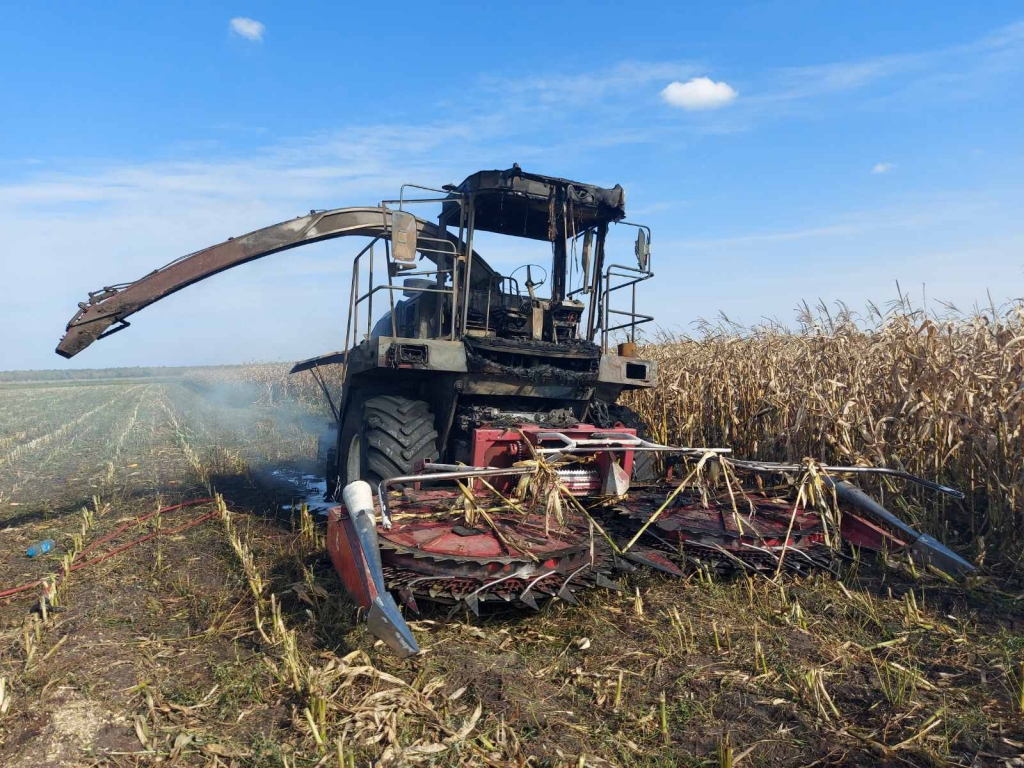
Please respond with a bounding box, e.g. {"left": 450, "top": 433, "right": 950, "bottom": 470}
{"left": 336, "top": 395, "right": 439, "bottom": 487}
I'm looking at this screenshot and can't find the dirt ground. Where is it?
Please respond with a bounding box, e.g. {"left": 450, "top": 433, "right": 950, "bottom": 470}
{"left": 1, "top": 377, "right": 1023, "bottom": 767}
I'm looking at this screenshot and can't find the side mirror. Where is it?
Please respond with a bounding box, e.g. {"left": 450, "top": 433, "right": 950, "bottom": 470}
{"left": 391, "top": 211, "right": 418, "bottom": 262}
{"left": 634, "top": 229, "right": 650, "bottom": 272}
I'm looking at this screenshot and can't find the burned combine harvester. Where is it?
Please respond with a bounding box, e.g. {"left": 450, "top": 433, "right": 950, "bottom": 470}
{"left": 57, "top": 165, "right": 973, "bottom": 656}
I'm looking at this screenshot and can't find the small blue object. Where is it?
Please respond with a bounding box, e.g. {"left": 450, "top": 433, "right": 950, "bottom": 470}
{"left": 26, "top": 539, "right": 55, "bottom": 557}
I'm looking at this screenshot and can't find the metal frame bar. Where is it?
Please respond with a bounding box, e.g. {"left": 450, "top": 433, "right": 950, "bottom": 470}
{"left": 309, "top": 365, "right": 339, "bottom": 421}
{"left": 729, "top": 459, "right": 965, "bottom": 498}
{"left": 585, "top": 222, "right": 608, "bottom": 342}
{"left": 567, "top": 226, "right": 598, "bottom": 300}
{"left": 343, "top": 239, "right": 377, "bottom": 365}
{"left": 364, "top": 193, "right": 466, "bottom": 343}
{"left": 600, "top": 263, "right": 654, "bottom": 351}
{"left": 376, "top": 465, "right": 538, "bottom": 527}
{"left": 349, "top": 225, "right": 458, "bottom": 343}
{"left": 394, "top": 184, "right": 463, "bottom": 211}
{"left": 460, "top": 200, "right": 477, "bottom": 335}
{"left": 531, "top": 430, "right": 731, "bottom": 456}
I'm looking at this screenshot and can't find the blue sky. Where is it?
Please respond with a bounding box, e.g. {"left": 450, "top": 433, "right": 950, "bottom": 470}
{"left": 2, "top": 1, "right": 1022, "bottom": 369}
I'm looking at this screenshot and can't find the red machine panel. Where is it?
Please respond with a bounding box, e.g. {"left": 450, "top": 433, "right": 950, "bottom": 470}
{"left": 470, "top": 423, "right": 635, "bottom": 494}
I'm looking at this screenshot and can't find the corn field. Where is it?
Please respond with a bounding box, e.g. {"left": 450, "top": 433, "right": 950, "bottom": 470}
{"left": 628, "top": 299, "right": 1024, "bottom": 566}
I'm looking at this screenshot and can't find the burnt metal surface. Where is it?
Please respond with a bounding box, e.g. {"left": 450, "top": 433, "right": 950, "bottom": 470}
{"left": 466, "top": 336, "right": 601, "bottom": 360}
{"left": 607, "top": 489, "right": 833, "bottom": 575}
{"left": 597, "top": 353, "right": 657, "bottom": 388}
{"left": 329, "top": 455, "right": 970, "bottom": 653}
{"left": 56, "top": 207, "right": 494, "bottom": 359}
{"left": 366, "top": 489, "right": 621, "bottom": 611}
{"left": 457, "top": 379, "right": 595, "bottom": 401}
{"left": 289, "top": 350, "right": 347, "bottom": 374}
{"left": 345, "top": 481, "right": 845, "bottom": 614}
{"left": 831, "top": 481, "right": 975, "bottom": 576}
{"left": 379, "top": 337, "right": 466, "bottom": 373}
{"left": 444, "top": 165, "right": 626, "bottom": 242}
{"left": 463, "top": 336, "right": 600, "bottom": 386}
{"left": 465, "top": 355, "right": 596, "bottom": 386}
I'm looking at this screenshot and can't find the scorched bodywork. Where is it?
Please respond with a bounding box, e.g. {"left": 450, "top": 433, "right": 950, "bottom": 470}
{"left": 55, "top": 164, "right": 975, "bottom": 657}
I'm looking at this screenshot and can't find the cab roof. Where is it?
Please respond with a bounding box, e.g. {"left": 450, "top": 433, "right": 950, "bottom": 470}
{"left": 443, "top": 164, "right": 626, "bottom": 241}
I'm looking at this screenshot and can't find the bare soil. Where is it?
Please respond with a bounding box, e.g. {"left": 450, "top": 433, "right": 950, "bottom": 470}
{"left": 1, "top": 378, "right": 1022, "bottom": 767}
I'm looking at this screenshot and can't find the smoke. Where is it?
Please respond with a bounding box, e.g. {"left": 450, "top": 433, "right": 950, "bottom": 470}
{"left": 176, "top": 374, "right": 337, "bottom": 467}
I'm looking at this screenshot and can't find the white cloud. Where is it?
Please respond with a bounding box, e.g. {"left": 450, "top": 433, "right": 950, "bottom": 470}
{"left": 661, "top": 77, "right": 738, "bottom": 111}
{"left": 872, "top": 162, "right": 893, "bottom": 174}
{"left": 229, "top": 17, "right": 265, "bottom": 42}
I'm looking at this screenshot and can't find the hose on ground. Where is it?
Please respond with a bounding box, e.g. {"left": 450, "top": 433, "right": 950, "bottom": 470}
{"left": 0, "top": 497, "right": 217, "bottom": 600}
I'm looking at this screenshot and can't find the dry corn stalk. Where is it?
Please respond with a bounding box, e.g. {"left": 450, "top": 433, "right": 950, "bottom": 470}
{"left": 627, "top": 299, "right": 1024, "bottom": 564}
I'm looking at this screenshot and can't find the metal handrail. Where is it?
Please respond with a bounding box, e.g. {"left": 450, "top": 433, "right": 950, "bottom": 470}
{"left": 377, "top": 197, "right": 464, "bottom": 339}
{"left": 394, "top": 184, "right": 463, "bottom": 211}
{"left": 345, "top": 199, "right": 464, "bottom": 343}
{"left": 600, "top": 263, "right": 654, "bottom": 351}
{"left": 348, "top": 240, "right": 456, "bottom": 342}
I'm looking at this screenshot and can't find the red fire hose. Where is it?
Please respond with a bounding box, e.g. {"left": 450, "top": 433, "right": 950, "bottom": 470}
{"left": 0, "top": 498, "right": 217, "bottom": 600}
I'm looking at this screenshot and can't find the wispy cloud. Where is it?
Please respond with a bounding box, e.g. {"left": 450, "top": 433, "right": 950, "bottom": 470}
{"left": 748, "top": 19, "right": 1024, "bottom": 111}
{"left": 675, "top": 223, "right": 863, "bottom": 250}
{"left": 668, "top": 194, "right": 1005, "bottom": 253}
{"left": 4, "top": 21, "right": 1020, "bottom": 216}
{"left": 229, "top": 17, "right": 265, "bottom": 42}
{"left": 484, "top": 61, "right": 701, "bottom": 107}
{"left": 464, "top": 20, "right": 1024, "bottom": 142}
{"left": 872, "top": 162, "right": 893, "bottom": 174}
{"left": 4, "top": 20, "right": 1024, "bottom": 368}
{"left": 763, "top": 54, "right": 923, "bottom": 104}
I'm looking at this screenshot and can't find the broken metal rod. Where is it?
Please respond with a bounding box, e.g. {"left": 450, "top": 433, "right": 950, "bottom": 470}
{"left": 376, "top": 465, "right": 537, "bottom": 528}
{"left": 725, "top": 459, "right": 964, "bottom": 499}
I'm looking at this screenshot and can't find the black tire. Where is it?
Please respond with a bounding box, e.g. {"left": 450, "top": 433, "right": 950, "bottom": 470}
{"left": 324, "top": 447, "right": 339, "bottom": 501}
{"left": 336, "top": 394, "right": 439, "bottom": 487}
{"left": 602, "top": 404, "right": 659, "bottom": 483}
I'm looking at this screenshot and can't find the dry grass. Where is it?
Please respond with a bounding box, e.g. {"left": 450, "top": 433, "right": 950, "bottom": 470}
{"left": 5, "top": 297, "right": 1023, "bottom": 766}
{"left": 626, "top": 298, "right": 1024, "bottom": 568}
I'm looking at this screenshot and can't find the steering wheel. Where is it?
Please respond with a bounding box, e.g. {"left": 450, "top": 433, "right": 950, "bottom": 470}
{"left": 508, "top": 264, "right": 548, "bottom": 297}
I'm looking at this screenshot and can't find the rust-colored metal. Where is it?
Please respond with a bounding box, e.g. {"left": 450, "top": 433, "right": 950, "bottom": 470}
{"left": 328, "top": 467, "right": 956, "bottom": 624}
{"left": 326, "top": 506, "right": 376, "bottom": 610}
{"left": 328, "top": 488, "right": 622, "bottom": 614}
{"left": 56, "top": 207, "right": 494, "bottom": 359}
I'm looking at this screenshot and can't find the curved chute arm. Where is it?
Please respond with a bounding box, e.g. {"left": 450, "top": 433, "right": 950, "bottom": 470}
{"left": 56, "top": 207, "right": 493, "bottom": 358}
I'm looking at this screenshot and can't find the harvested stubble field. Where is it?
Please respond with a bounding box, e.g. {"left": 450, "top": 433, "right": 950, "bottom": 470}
{"left": 1, "top": 302, "right": 1023, "bottom": 767}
